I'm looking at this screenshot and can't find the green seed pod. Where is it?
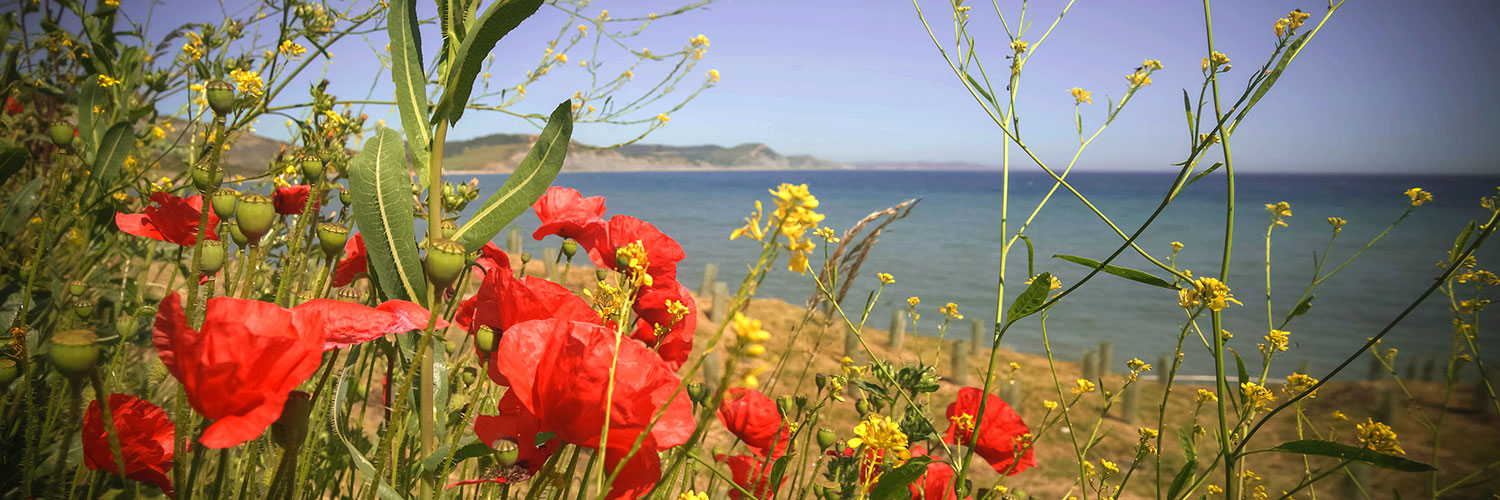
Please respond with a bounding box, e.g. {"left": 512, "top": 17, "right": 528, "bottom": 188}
{"left": 440, "top": 220, "right": 458, "bottom": 239}
{"left": 815, "top": 374, "right": 828, "bottom": 391}
{"left": 72, "top": 299, "right": 95, "bottom": 320}
{"left": 228, "top": 223, "right": 249, "bottom": 248}
{"left": 115, "top": 314, "right": 137, "bottom": 339}
{"left": 298, "top": 153, "right": 324, "bottom": 181}
{"left": 338, "top": 187, "right": 350, "bottom": 206}
{"left": 475, "top": 325, "right": 498, "bottom": 353}
{"left": 0, "top": 358, "right": 17, "bottom": 386}
{"left": 686, "top": 382, "right": 707, "bottom": 405}
{"left": 192, "top": 159, "right": 222, "bottom": 193}
{"left": 519, "top": 252, "right": 532, "bottom": 265}
{"left": 595, "top": 268, "right": 609, "bottom": 281}
{"left": 317, "top": 222, "right": 349, "bottom": 257}
{"left": 198, "top": 239, "right": 227, "bottom": 274}
{"left": 212, "top": 188, "right": 239, "bottom": 219}
{"left": 776, "top": 394, "right": 796, "bottom": 418}
{"left": 795, "top": 395, "right": 809, "bottom": 411}
{"left": 351, "top": 382, "right": 367, "bottom": 400}
{"left": 205, "top": 80, "right": 236, "bottom": 116}
{"left": 235, "top": 193, "right": 275, "bottom": 243}
{"left": 444, "top": 340, "right": 457, "bottom": 355}
{"left": 855, "top": 398, "right": 870, "bottom": 416}
{"left": 337, "top": 288, "right": 363, "bottom": 303}
{"left": 68, "top": 280, "right": 89, "bottom": 297}
{"left": 49, "top": 121, "right": 75, "bottom": 148}
{"left": 561, "top": 239, "right": 578, "bottom": 259}
{"left": 425, "top": 238, "right": 467, "bottom": 289}
{"left": 295, "top": 290, "right": 316, "bottom": 306}
{"left": 271, "top": 391, "right": 313, "bottom": 450}
{"left": 49, "top": 329, "right": 100, "bottom": 378}
{"left": 816, "top": 428, "right": 837, "bottom": 450}
{"left": 461, "top": 370, "right": 476, "bottom": 386}
{"left": 493, "top": 439, "right": 520, "bottom": 466}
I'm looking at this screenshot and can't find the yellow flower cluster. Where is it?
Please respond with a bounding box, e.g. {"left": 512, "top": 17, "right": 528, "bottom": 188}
{"left": 1404, "top": 187, "right": 1432, "bottom": 207}
{"left": 1356, "top": 418, "right": 1405, "bottom": 455}
{"left": 230, "top": 68, "right": 264, "bottom": 96}
{"left": 731, "top": 312, "right": 771, "bottom": 387}
{"left": 1283, "top": 372, "right": 1318, "bottom": 398}
{"left": 1259, "top": 329, "right": 1290, "bottom": 356}
{"left": 1100, "top": 459, "right": 1119, "bottom": 475}
{"left": 1142, "top": 59, "right": 1164, "bottom": 71}
{"left": 690, "top": 34, "right": 710, "bottom": 48}
{"left": 1240, "top": 382, "right": 1275, "bottom": 410}
{"left": 1455, "top": 269, "right": 1499, "bottom": 286}
{"left": 1265, "top": 201, "right": 1292, "bottom": 227}
{"left": 656, "top": 113, "right": 670, "bottom": 124}
{"left": 279, "top": 40, "right": 306, "bottom": 58}
{"left": 1009, "top": 40, "right": 1028, "bottom": 54}
{"left": 1171, "top": 241, "right": 1184, "bottom": 252}
{"left": 1178, "top": 276, "right": 1241, "bottom": 312}
{"left": 181, "top": 32, "right": 204, "bottom": 62}
{"left": 1202, "top": 51, "right": 1231, "bottom": 72}
{"left": 615, "top": 240, "right": 654, "bottom": 288}
{"left": 1070, "top": 378, "right": 1096, "bottom": 395}
{"left": 1070, "top": 87, "right": 1092, "bottom": 104}
{"left": 1327, "top": 216, "right": 1347, "bottom": 234}
{"left": 677, "top": 492, "right": 709, "bottom": 500}
{"left": 708, "top": 69, "right": 721, "bottom": 84}
{"left": 1126, "top": 69, "right": 1152, "bottom": 87}
{"left": 877, "top": 273, "right": 894, "bottom": 285}
{"left": 652, "top": 299, "right": 692, "bottom": 339}
{"left": 772, "top": 184, "right": 825, "bottom": 273}
{"left": 1196, "top": 388, "right": 1218, "bottom": 404}
{"left": 97, "top": 74, "right": 122, "bottom": 87}
{"left": 848, "top": 415, "right": 910, "bottom": 461}
{"left": 939, "top": 302, "right": 963, "bottom": 320}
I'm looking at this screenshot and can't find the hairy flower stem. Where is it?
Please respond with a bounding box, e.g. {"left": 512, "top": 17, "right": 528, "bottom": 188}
{"left": 363, "top": 306, "right": 442, "bottom": 500}
{"left": 418, "top": 119, "right": 451, "bottom": 500}
{"left": 88, "top": 371, "right": 127, "bottom": 485}
{"left": 52, "top": 379, "right": 84, "bottom": 497}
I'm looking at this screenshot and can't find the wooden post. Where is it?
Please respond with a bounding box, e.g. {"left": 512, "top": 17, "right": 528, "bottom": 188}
{"left": 844, "top": 326, "right": 864, "bottom": 365}
{"left": 1367, "top": 356, "right": 1386, "bottom": 381}
{"left": 999, "top": 379, "right": 1023, "bottom": 408}
{"left": 1402, "top": 356, "right": 1418, "bottom": 381}
{"left": 970, "top": 319, "right": 984, "bottom": 349}
{"left": 1097, "top": 342, "right": 1113, "bottom": 375}
{"left": 506, "top": 227, "right": 522, "bottom": 255}
{"left": 889, "top": 309, "right": 906, "bottom": 350}
{"left": 1476, "top": 371, "right": 1495, "bottom": 416}
{"left": 542, "top": 248, "right": 557, "bottom": 278}
{"left": 1082, "top": 350, "right": 1099, "bottom": 382}
{"left": 1157, "top": 355, "right": 1170, "bottom": 383}
{"left": 1419, "top": 355, "right": 1437, "bottom": 382}
{"left": 703, "top": 348, "right": 722, "bottom": 392}
{"left": 1121, "top": 382, "right": 1140, "bottom": 424}
{"left": 699, "top": 262, "right": 718, "bottom": 300}
{"left": 951, "top": 341, "right": 970, "bottom": 386}
{"left": 711, "top": 282, "right": 731, "bottom": 322}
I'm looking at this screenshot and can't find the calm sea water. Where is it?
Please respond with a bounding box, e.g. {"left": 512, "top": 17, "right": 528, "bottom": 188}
{"left": 456, "top": 170, "right": 1500, "bottom": 377}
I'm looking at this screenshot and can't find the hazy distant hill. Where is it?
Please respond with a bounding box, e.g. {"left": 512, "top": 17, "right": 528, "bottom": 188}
{"left": 441, "top": 133, "right": 852, "bottom": 172}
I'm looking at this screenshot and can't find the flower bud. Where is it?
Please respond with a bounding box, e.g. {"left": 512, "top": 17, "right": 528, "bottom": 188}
{"left": 272, "top": 391, "right": 313, "bottom": 450}
{"left": 198, "top": 239, "right": 227, "bottom": 274}
{"left": 115, "top": 314, "right": 137, "bottom": 339}
{"left": 461, "top": 370, "right": 476, "bottom": 386}
{"left": 317, "top": 222, "right": 350, "bottom": 257}
{"left": 520, "top": 252, "right": 532, "bottom": 265}
{"left": 0, "top": 358, "right": 17, "bottom": 386}
{"left": 338, "top": 187, "right": 350, "bottom": 206}
{"left": 228, "top": 223, "right": 249, "bottom": 248}
{"left": 444, "top": 340, "right": 457, "bottom": 355}
{"left": 855, "top": 398, "right": 870, "bottom": 416}
{"left": 295, "top": 290, "right": 316, "bottom": 306}
{"left": 816, "top": 428, "right": 837, "bottom": 450}
{"left": 49, "top": 121, "right": 75, "bottom": 148}
{"left": 337, "top": 288, "right": 363, "bottom": 303}
{"left": 298, "top": 153, "right": 324, "bottom": 181}
{"left": 595, "top": 268, "right": 609, "bottom": 281}
{"left": 815, "top": 374, "right": 828, "bottom": 391}
{"left": 474, "top": 325, "right": 498, "bottom": 353}
{"left": 795, "top": 395, "right": 809, "bottom": 411}
{"left": 561, "top": 239, "right": 578, "bottom": 259}
{"left": 776, "top": 394, "right": 796, "bottom": 418}
{"left": 72, "top": 299, "right": 95, "bottom": 320}
{"left": 205, "top": 80, "right": 236, "bottom": 116}
{"left": 493, "top": 439, "right": 520, "bottom": 466}
{"left": 351, "top": 382, "right": 367, "bottom": 399}
{"left": 68, "top": 280, "right": 89, "bottom": 297}
{"left": 192, "top": 159, "right": 222, "bottom": 193}
{"left": 440, "top": 220, "right": 458, "bottom": 239}
{"left": 235, "top": 193, "right": 275, "bottom": 243}
{"left": 49, "top": 329, "right": 100, "bottom": 378}
{"left": 425, "top": 238, "right": 467, "bottom": 289}
{"left": 686, "top": 382, "right": 708, "bottom": 405}
{"left": 212, "top": 188, "right": 239, "bottom": 219}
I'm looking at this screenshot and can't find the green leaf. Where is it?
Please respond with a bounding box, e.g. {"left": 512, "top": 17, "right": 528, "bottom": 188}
{"left": 1451, "top": 220, "right": 1477, "bottom": 266}
{"left": 1017, "top": 235, "right": 1035, "bottom": 277}
{"left": 77, "top": 76, "right": 105, "bottom": 152}
{"left": 331, "top": 367, "right": 406, "bottom": 500}
{"left": 965, "top": 73, "right": 996, "bottom": 109}
{"left": 767, "top": 455, "right": 793, "bottom": 494}
{"left": 1283, "top": 294, "right": 1314, "bottom": 325}
{"left": 1180, "top": 162, "right": 1222, "bottom": 192}
{"left": 0, "top": 177, "right": 42, "bottom": 236}
{"left": 451, "top": 101, "right": 571, "bottom": 251}
{"left": 436, "top": 0, "right": 544, "bottom": 125}
{"left": 0, "top": 147, "right": 28, "bottom": 185}
{"left": 85, "top": 122, "right": 132, "bottom": 203}
{"left": 1271, "top": 440, "right": 1435, "bottom": 472}
{"left": 350, "top": 128, "right": 426, "bottom": 303}
{"left": 1053, "top": 254, "right": 1176, "bottom": 290}
{"left": 1005, "top": 271, "right": 1052, "bottom": 324}
{"left": 868, "top": 456, "right": 933, "bottom": 500}
{"left": 387, "top": 0, "right": 433, "bottom": 186}
{"left": 1165, "top": 459, "right": 1197, "bottom": 500}
{"left": 1230, "top": 31, "right": 1311, "bottom": 134}
{"left": 420, "top": 436, "right": 481, "bottom": 473}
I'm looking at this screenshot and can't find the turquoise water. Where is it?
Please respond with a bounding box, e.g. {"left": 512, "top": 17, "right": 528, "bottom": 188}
{"left": 458, "top": 170, "right": 1500, "bottom": 377}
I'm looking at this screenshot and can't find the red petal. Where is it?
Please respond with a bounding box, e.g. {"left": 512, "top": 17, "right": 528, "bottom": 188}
{"left": 331, "top": 233, "right": 368, "bottom": 287}
{"left": 943, "top": 387, "right": 1035, "bottom": 475}
{"left": 717, "top": 388, "right": 791, "bottom": 459}
{"left": 531, "top": 187, "right": 607, "bottom": 241}
{"left": 273, "top": 185, "right": 315, "bottom": 215}
{"left": 82, "top": 394, "right": 178, "bottom": 497}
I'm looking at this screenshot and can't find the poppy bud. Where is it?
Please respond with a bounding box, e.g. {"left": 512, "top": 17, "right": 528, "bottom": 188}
{"left": 115, "top": 314, "right": 137, "bottom": 339}
{"left": 298, "top": 153, "right": 324, "bottom": 180}
{"left": 812, "top": 485, "right": 830, "bottom": 500}
{"left": 68, "top": 280, "right": 89, "bottom": 297}
{"left": 461, "top": 370, "right": 476, "bottom": 386}
{"left": 192, "top": 159, "right": 222, "bottom": 193}
{"left": 816, "top": 428, "right": 836, "bottom": 450}
{"left": 205, "top": 80, "right": 236, "bottom": 116}
{"left": 493, "top": 439, "right": 520, "bottom": 466}
{"left": 338, "top": 187, "right": 350, "bottom": 206}
{"left": 49, "top": 329, "right": 100, "bottom": 378}
{"left": 519, "top": 252, "right": 532, "bottom": 265}
{"left": 198, "top": 239, "right": 227, "bottom": 274}
{"left": 212, "top": 188, "right": 239, "bottom": 219}
{"left": 337, "top": 288, "right": 363, "bottom": 303}
{"left": 425, "top": 238, "right": 467, "bottom": 289}
{"left": 0, "top": 358, "right": 17, "bottom": 386}
{"left": 317, "top": 222, "right": 349, "bottom": 257}
{"left": 295, "top": 290, "right": 316, "bottom": 306}
{"left": 855, "top": 398, "right": 870, "bottom": 416}
{"left": 228, "top": 223, "right": 249, "bottom": 248}
{"left": 49, "top": 121, "right": 75, "bottom": 148}
{"left": 686, "top": 382, "right": 707, "bottom": 405}
{"left": 776, "top": 394, "right": 796, "bottom": 418}
{"left": 474, "top": 325, "right": 498, "bottom": 352}
{"left": 235, "top": 193, "right": 275, "bottom": 242}
{"left": 272, "top": 391, "right": 313, "bottom": 450}
{"left": 795, "top": 395, "right": 809, "bottom": 411}
{"left": 351, "top": 382, "right": 367, "bottom": 399}
{"left": 439, "top": 220, "right": 458, "bottom": 239}
{"left": 561, "top": 239, "right": 578, "bottom": 259}
{"left": 595, "top": 269, "right": 608, "bottom": 281}
{"left": 72, "top": 299, "right": 95, "bottom": 320}
{"left": 444, "top": 340, "right": 456, "bottom": 355}
{"left": 815, "top": 374, "right": 828, "bottom": 391}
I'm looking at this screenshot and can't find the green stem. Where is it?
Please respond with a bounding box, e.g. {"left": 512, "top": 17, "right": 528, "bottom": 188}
{"left": 88, "top": 371, "right": 126, "bottom": 487}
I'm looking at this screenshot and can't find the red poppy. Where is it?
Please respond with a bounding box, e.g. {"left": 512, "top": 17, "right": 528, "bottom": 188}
{"left": 449, "top": 391, "right": 559, "bottom": 487}
{"left": 331, "top": 233, "right": 367, "bottom": 287}
{"left": 4, "top": 96, "right": 22, "bottom": 114}
{"left": 272, "top": 185, "right": 317, "bottom": 215}
{"left": 943, "top": 387, "right": 1035, "bottom": 475}
{"left": 717, "top": 388, "right": 791, "bottom": 459}
{"left": 490, "top": 318, "right": 694, "bottom": 499}
{"left": 907, "top": 446, "right": 964, "bottom": 500}
{"left": 630, "top": 280, "right": 696, "bottom": 370}
{"left": 717, "top": 454, "right": 784, "bottom": 500}
{"left": 453, "top": 249, "right": 598, "bottom": 384}
{"left": 82, "top": 394, "right": 178, "bottom": 497}
{"left": 531, "top": 186, "right": 607, "bottom": 241}
{"left": 294, "top": 298, "right": 444, "bottom": 350}
{"left": 116, "top": 192, "right": 220, "bottom": 246}
{"left": 579, "top": 215, "right": 685, "bottom": 284}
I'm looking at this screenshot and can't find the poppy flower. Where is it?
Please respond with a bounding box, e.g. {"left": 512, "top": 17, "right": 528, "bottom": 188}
{"left": 906, "top": 447, "right": 964, "bottom": 500}
{"left": 153, "top": 293, "right": 440, "bottom": 447}
{"left": 630, "top": 280, "right": 697, "bottom": 370}
{"left": 331, "top": 233, "right": 367, "bottom": 287}
{"left": 449, "top": 391, "right": 559, "bottom": 487}
{"left": 578, "top": 215, "right": 685, "bottom": 284}
{"left": 272, "top": 185, "right": 316, "bottom": 215}
{"left": 490, "top": 318, "right": 694, "bottom": 499}
{"left": 943, "top": 387, "right": 1035, "bottom": 475}
{"left": 452, "top": 248, "right": 597, "bottom": 384}
{"left": 717, "top": 454, "right": 783, "bottom": 500}
{"left": 116, "top": 192, "right": 220, "bottom": 246}
{"left": 4, "top": 96, "right": 22, "bottom": 114}
{"left": 531, "top": 186, "right": 607, "bottom": 241}
{"left": 717, "top": 388, "right": 791, "bottom": 459}
{"left": 82, "top": 394, "right": 178, "bottom": 497}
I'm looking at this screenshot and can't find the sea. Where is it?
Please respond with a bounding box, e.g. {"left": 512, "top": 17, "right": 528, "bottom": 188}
{"left": 454, "top": 170, "right": 1500, "bottom": 378}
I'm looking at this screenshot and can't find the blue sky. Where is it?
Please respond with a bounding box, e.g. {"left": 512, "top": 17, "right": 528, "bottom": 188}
{"left": 124, "top": 0, "right": 1500, "bottom": 173}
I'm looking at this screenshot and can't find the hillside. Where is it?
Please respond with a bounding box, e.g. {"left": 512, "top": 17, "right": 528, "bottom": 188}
{"left": 440, "top": 132, "right": 852, "bottom": 172}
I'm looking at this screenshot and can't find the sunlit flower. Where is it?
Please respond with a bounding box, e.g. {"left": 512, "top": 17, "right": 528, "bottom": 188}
{"left": 1405, "top": 187, "right": 1432, "bottom": 207}
{"left": 877, "top": 273, "right": 895, "bottom": 285}
{"left": 229, "top": 68, "right": 264, "bottom": 96}
{"left": 944, "top": 387, "right": 1035, "bottom": 475}
{"left": 1142, "top": 59, "right": 1164, "bottom": 70}
{"left": 1070, "top": 378, "right": 1096, "bottom": 395}
{"left": 1196, "top": 389, "right": 1217, "bottom": 404}
{"left": 939, "top": 302, "right": 964, "bottom": 320}
{"left": 1357, "top": 418, "right": 1404, "bottom": 455}
{"left": 708, "top": 69, "right": 721, "bottom": 83}
{"left": 690, "top": 34, "right": 710, "bottom": 48}
{"left": 1009, "top": 40, "right": 1028, "bottom": 54}
{"left": 656, "top": 113, "right": 670, "bottom": 123}
{"left": 1327, "top": 216, "right": 1347, "bottom": 233}
{"left": 849, "top": 415, "right": 910, "bottom": 462}
{"left": 1259, "top": 329, "right": 1290, "bottom": 356}
{"left": 1265, "top": 201, "right": 1292, "bottom": 227}
{"left": 1178, "top": 276, "right": 1240, "bottom": 312}
{"left": 82, "top": 394, "right": 177, "bottom": 496}
{"left": 97, "top": 74, "right": 122, "bottom": 87}
{"left": 1070, "top": 87, "right": 1092, "bottom": 104}
{"left": 1240, "top": 382, "right": 1275, "bottom": 410}
{"left": 1126, "top": 69, "right": 1152, "bottom": 87}
{"left": 279, "top": 40, "right": 305, "bottom": 58}
{"left": 1284, "top": 372, "right": 1318, "bottom": 398}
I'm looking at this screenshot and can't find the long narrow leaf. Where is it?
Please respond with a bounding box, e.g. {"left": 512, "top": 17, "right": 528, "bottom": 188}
{"left": 1005, "top": 271, "right": 1053, "bottom": 324}
{"left": 1053, "top": 254, "right": 1176, "bottom": 289}
{"left": 1272, "top": 440, "right": 1435, "bottom": 472}
{"left": 387, "top": 0, "right": 433, "bottom": 186}
{"left": 350, "top": 128, "right": 426, "bottom": 303}
{"left": 437, "top": 0, "right": 544, "bottom": 125}
{"left": 85, "top": 121, "right": 132, "bottom": 203}
{"left": 451, "top": 100, "right": 571, "bottom": 251}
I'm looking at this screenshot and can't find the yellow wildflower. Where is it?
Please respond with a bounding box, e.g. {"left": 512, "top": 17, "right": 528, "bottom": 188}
{"left": 229, "top": 68, "right": 264, "bottom": 96}
{"left": 1142, "top": 59, "right": 1164, "bottom": 70}
{"left": 848, "top": 415, "right": 910, "bottom": 461}
{"left": 677, "top": 492, "right": 709, "bottom": 500}
{"left": 1331, "top": 410, "right": 1347, "bottom": 421}
{"left": 1126, "top": 69, "right": 1152, "bottom": 87}
{"left": 1357, "top": 419, "right": 1405, "bottom": 455}
{"left": 577, "top": 24, "right": 588, "bottom": 35}
{"left": 97, "top": 74, "right": 122, "bottom": 87}
{"left": 656, "top": 114, "right": 670, "bottom": 124}
{"left": 708, "top": 69, "right": 721, "bottom": 84}
{"left": 907, "top": 296, "right": 920, "bottom": 308}
{"left": 152, "top": 126, "right": 166, "bottom": 140}
{"left": 1265, "top": 201, "right": 1292, "bottom": 227}
{"left": 1171, "top": 241, "right": 1184, "bottom": 252}
{"left": 1327, "top": 217, "right": 1347, "bottom": 233}
{"left": 732, "top": 312, "right": 770, "bottom": 346}
{"left": 1259, "top": 329, "right": 1290, "bottom": 356}
{"left": 279, "top": 40, "right": 306, "bottom": 58}
{"left": 767, "top": 183, "right": 825, "bottom": 274}
{"left": 554, "top": 53, "right": 568, "bottom": 63}
{"left": 1009, "top": 40, "right": 1028, "bottom": 54}
{"left": 1283, "top": 373, "right": 1318, "bottom": 398}
{"left": 1178, "top": 277, "right": 1240, "bottom": 312}
{"left": 1241, "top": 382, "right": 1275, "bottom": 410}
{"left": 1025, "top": 274, "right": 1062, "bottom": 290}
{"left": 1100, "top": 459, "right": 1119, "bottom": 475}
{"left": 1287, "top": 9, "right": 1311, "bottom": 30}
{"left": 1202, "top": 51, "right": 1230, "bottom": 72}
{"left": 1196, "top": 388, "right": 1218, "bottom": 404}
{"left": 690, "top": 34, "right": 710, "bottom": 48}
{"left": 1274, "top": 18, "right": 1289, "bottom": 37}
{"left": 516, "top": 84, "right": 526, "bottom": 95}
{"left": 877, "top": 273, "right": 894, "bottom": 285}
{"left": 1405, "top": 187, "right": 1432, "bottom": 207}
{"left": 623, "top": 70, "right": 634, "bottom": 80}
{"left": 1070, "top": 87, "right": 1092, "bottom": 104}
{"left": 939, "top": 303, "right": 963, "bottom": 320}
{"left": 1070, "top": 378, "right": 1096, "bottom": 395}
{"left": 1043, "top": 400, "right": 1059, "bottom": 410}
